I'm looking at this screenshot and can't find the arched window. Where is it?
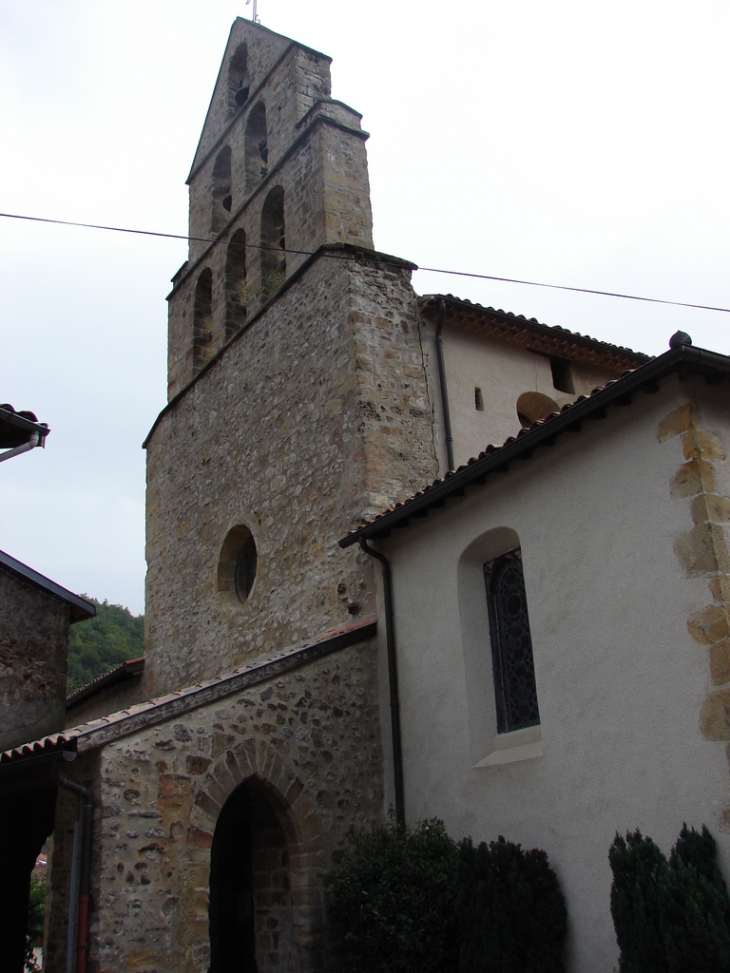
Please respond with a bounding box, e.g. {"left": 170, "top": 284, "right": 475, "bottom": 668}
{"left": 516, "top": 391, "right": 559, "bottom": 429}
{"left": 209, "top": 780, "right": 295, "bottom": 973}
{"left": 260, "top": 186, "right": 286, "bottom": 297}
{"left": 244, "top": 102, "right": 268, "bottom": 195}
{"left": 192, "top": 269, "right": 213, "bottom": 374}
{"left": 227, "top": 43, "right": 249, "bottom": 115}
{"left": 211, "top": 146, "right": 232, "bottom": 234}
{"left": 484, "top": 549, "right": 540, "bottom": 733}
{"left": 225, "top": 230, "right": 247, "bottom": 340}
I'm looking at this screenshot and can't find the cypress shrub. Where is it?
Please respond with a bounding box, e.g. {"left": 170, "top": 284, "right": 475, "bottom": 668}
{"left": 609, "top": 830, "right": 669, "bottom": 973}
{"left": 324, "top": 818, "right": 459, "bottom": 973}
{"left": 455, "top": 835, "right": 567, "bottom": 973}
{"left": 609, "top": 824, "right": 730, "bottom": 973}
{"left": 663, "top": 825, "right": 730, "bottom": 973}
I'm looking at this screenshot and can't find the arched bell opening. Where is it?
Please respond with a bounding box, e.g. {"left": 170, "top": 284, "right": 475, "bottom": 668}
{"left": 209, "top": 778, "right": 296, "bottom": 973}
{"left": 225, "top": 229, "right": 248, "bottom": 341}
{"left": 245, "top": 102, "right": 269, "bottom": 196}
{"left": 228, "top": 43, "right": 250, "bottom": 115}
{"left": 260, "top": 186, "right": 286, "bottom": 299}
{"left": 193, "top": 268, "right": 214, "bottom": 374}
{"left": 211, "top": 146, "right": 233, "bottom": 234}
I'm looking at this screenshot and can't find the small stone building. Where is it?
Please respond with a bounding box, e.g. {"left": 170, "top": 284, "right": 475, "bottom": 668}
{"left": 0, "top": 550, "right": 94, "bottom": 972}
{"left": 4, "top": 17, "right": 729, "bottom": 973}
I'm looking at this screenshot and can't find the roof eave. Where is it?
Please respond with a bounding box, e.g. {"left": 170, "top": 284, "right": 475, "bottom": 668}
{"left": 340, "top": 344, "right": 730, "bottom": 547}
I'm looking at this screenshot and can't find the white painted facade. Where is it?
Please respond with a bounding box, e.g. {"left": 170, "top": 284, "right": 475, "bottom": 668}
{"left": 373, "top": 373, "right": 730, "bottom": 971}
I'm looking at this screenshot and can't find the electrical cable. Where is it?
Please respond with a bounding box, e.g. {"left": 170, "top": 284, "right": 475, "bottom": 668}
{"left": 1, "top": 209, "right": 728, "bottom": 314}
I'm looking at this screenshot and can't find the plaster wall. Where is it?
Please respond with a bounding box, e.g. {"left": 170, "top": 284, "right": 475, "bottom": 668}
{"left": 146, "top": 251, "right": 437, "bottom": 697}
{"left": 379, "top": 376, "right": 730, "bottom": 972}
{"left": 427, "top": 322, "right": 623, "bottom": 471}
{"left": 0, "top": 569, "right": 70, "bottom": 750}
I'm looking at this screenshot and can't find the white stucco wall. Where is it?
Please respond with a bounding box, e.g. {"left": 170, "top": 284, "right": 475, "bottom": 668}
{"left": 379, "top": 376, "right": 730, "bottom": 972}
{"left": 419, "top": 317, "right": 626, "bottom": 474}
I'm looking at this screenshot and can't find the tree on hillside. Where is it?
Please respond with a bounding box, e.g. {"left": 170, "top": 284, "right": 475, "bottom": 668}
{"left": 67, "top": 597, "right": 144, "bottom": 693}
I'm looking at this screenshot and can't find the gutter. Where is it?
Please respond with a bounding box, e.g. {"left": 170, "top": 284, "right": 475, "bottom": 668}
{"left": 340, "top": 342, "right": 730, "bottom": 546}
{"left": 0, "top": 431, "right": 41, "bottom": 463}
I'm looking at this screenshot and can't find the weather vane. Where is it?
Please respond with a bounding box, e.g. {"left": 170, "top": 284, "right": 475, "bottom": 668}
{"left": 246, "top": 0, "right": 260, "bottom": 23}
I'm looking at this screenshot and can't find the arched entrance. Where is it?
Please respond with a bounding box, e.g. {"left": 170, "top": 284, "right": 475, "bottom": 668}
{"left": 209, "top": 778, "right": 296, "bottom": 973}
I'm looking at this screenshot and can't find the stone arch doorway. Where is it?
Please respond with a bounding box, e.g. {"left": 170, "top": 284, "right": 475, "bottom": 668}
{"left": 209, "top": 777, "right": 297, "bottom": 973}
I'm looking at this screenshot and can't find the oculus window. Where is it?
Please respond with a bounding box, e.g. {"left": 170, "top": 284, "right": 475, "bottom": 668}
{"left": 218, "top": 525, "right": 258, "bottom": 605}
{"left": 484, "top": 549, "right": 540, "bottom": 733}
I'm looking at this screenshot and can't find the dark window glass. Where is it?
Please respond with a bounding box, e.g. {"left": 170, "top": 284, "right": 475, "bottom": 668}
{"left": 484, "top": 549, "right": 540, "bottom": 733}
{"left": 235, "top": 534, "right": 257, "bottom": 602}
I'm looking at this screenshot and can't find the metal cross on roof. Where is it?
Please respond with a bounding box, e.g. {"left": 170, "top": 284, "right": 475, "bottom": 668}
{"left": 246, "top": 0, "right": 260, "bottom": 23}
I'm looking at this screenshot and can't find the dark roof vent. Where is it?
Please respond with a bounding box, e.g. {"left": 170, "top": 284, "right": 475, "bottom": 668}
{"left": 669, "top": 330, "right": 693, "bottom": 349}
{"left": 234, "top": 72, "right": 250, "bottom": 107}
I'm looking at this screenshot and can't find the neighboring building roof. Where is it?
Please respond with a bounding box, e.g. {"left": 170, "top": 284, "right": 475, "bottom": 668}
{"left": 0, "top": 403, "right": 49, "bottom": 450}
{"left": 66, "top": 657, "right": 145, "bottom": 710}
{"left": 419, "top": 295, "right": 649, "bottom": 373}
{"left": 0, "top": 617, "right": 377, "bottom": 769}
{"left": 340, "top": 341, "right": 730, "bottom": 547}
{"left": 0, "top": 550, "right": 96, "bottom": 621}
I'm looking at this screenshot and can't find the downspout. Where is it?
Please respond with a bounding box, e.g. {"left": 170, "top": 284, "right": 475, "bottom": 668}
{"left": 53, "top": 763, "right": 93, "bottom": 973}
{"left": 434, "top": 299, "right": 455, "bottom": 472}
{"left": 0, "top": 432, "right": 40, "bottom": 464}
{"left": 359, "top": 538, "right": 405, "bottom": 827}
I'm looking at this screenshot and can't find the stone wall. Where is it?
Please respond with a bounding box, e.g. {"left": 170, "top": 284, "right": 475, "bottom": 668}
{"left": 47, "top": 640, "right": 382, "bottom": 973}
{"left": 189, "top": 22, "right": 331, "bottom": 208}
{"left": 169, "top": 108, "right": 372, "bottom": 397}
{"left": 0, "top": 568, "right": 70, "bottom": 750}
{"left": 146, "top": 249, "right": 437, "bottom": 697}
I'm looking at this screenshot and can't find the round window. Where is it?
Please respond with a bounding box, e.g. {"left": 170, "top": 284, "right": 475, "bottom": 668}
{"left": 218, "top": 526, "right": 258, "bottom": 604}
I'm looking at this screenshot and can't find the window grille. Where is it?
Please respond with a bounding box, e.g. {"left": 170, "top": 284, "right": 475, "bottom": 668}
{"left": 484, "top": 549, "right": 540, "bottom": 733}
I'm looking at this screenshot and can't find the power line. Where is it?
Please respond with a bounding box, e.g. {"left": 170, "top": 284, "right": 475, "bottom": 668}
{"left": 1, "top": 210, "right": 729, "bottom": 315}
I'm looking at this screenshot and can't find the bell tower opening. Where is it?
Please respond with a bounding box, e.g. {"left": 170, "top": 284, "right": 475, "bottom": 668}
{"left": 209, "top": 779, "right": 295, "bottom": 973}
{"left": 193, "top": 268, "right": 214, "bottom": 373}
{"left": 245, "top": 102, "right": 269, "bottom": 195}
{"left": 212, "top": 146, "right": 233, "bottom": 234}
{"left": 225, "top": 230, "right": 248, "bottom": 339}
{"left": 228, "top": 42, "right": 250, "bottom": 114}
{"left": 260, "top": 186, "right": 286, "bottom": 297}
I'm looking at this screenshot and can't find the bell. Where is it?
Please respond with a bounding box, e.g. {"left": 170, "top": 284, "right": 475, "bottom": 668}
{"left": 234, "top": 72, "right": 250, "bottom": 107}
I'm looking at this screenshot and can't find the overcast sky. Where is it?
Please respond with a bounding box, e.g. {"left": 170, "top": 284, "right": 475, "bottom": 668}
{"left": 1, "top": 0, "right": 729, "bottom": 614}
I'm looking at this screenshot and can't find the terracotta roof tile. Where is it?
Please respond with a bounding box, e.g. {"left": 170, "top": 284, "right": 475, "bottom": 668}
{"left": 340, "top": 344, "right": 730, "bottom": 546}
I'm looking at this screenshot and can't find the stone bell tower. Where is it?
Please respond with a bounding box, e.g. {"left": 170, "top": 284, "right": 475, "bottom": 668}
{"left": 166, "top": 18, "right": 374, "bottom": 400}
{"left": 144, "top": 20, "right": 437, "bottom": 697}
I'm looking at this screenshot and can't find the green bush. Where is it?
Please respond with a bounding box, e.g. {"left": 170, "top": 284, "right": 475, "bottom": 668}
{"left": 456, "top": 835, "right": 567, "bottom": 973}
{"left": 324, "top": 818, "right": 460, "bottom": 973}
{"left": 609, "top": 824, "right": 730, "bottom": 973}
{"left": 25, "top": 871, "right": 46, "bottom": 973}
{"left": 325, "top": 820, "right": 568, "bottom": 973}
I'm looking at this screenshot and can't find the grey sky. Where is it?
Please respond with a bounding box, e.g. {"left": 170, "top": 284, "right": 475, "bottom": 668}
{"left": 1, "top": 0, "right": 728, "bottom": 614}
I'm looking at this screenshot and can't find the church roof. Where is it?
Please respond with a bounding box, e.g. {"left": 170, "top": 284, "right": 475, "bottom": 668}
{"left": 66, "top": 657, "right": 145, "bottom": 711}
{"left": 419, "top": 295, "right": 649, "bottom": 373}
{"left": 0, "top": 618, "right": 376, "bottom": 769}
{"left": 340, "top": 340, "right": 730, "bottom": 547}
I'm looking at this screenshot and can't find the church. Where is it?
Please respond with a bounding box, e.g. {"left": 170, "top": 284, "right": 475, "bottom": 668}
{"left": 2, "top": 18, "right": 730, "bottom": 973}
